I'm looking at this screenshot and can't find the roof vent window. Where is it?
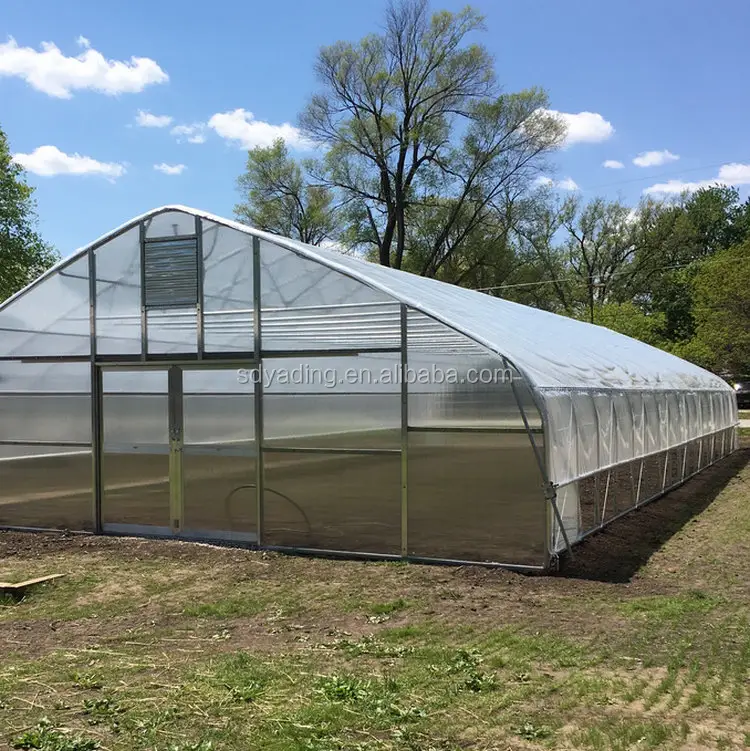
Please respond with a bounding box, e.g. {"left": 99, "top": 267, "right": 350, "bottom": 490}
{"left": 143, "top": 237, "right": 199, "bottom": 309}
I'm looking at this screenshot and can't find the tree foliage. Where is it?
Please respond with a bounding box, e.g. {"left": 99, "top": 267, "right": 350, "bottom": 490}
{"left": 504, "top": 184, "right": 750, "bottom": 371}
{"left": 0, "top": 126, "right": 57, "bottom": 301}
{"left": 690, "top": 240, "right": 750, "bottom": 374}
{"left": 235, "top": 139, "right": 337, "bottom": 245}
{"left": 229, "top": 0, "right": 750, "bottom": 376}
{"left": 237, "top": 0, "right": 564, "bottom": 266}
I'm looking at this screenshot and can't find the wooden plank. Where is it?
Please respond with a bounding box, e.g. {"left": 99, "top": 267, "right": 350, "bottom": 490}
{"left": 0, "top": 573, "right": 65, "bottom": 595}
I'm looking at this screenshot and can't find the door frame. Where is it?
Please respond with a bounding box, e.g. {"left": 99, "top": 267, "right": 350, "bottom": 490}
{"left": 96, "top": 360, "right": 257, "bottom": 541}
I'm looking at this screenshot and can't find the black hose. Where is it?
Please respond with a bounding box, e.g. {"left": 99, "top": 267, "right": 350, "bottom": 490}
{"left": 223, "top": 483, "right": 312, "bottom": 532}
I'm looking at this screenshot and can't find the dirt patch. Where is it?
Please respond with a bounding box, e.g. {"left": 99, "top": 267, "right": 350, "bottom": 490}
{"left": 0, "top": 530, "right": 266, "bottom": 564}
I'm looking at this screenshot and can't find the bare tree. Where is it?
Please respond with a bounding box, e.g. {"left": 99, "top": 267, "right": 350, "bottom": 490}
{"left": 299, "top": 0, "right": 564, "bottom": 269}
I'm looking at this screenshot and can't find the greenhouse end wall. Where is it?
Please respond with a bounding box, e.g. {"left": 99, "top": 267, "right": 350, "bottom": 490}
{"left": 0, "top": 206, "right": 739, "bottom": 569}
{"left": 0, "top": 208, "right": 550, "bottom": 569}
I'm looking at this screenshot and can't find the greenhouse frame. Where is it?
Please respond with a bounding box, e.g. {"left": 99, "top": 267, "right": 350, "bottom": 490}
{"left": 0, "top": 206, "right": 739, "bottom": 570}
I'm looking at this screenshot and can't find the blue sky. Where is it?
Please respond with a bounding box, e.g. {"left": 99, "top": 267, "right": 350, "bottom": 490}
{"left": 2, "top": 0, "right": 750, "bottom": 258}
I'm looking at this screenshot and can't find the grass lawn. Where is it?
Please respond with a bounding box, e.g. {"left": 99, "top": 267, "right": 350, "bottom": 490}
{"left": 1, "top": 444, "right": 750, "bottom": 750}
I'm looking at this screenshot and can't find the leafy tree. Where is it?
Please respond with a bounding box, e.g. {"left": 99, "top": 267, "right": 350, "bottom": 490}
{"left": 689, "top": 241, "right": 750, "bottom": 374}
{"left": 589, "top": 302, "right": 667, "bottom": 349}
{"left": 400, "top": 195, "right": 517, "bottom": 287}
{"left": 507, "top": 187, "right": 576, "bottom": 313}
{"left": 509, "top": 194, "right": 650, "bottom": 320}
{"left": 0, "top": 126, "right": 57, "bottom": 301}
{"left": 299, "top": 0, "right": 564, "bottom": 269}
{"left": 235, "top": 138, "right": 336, "bottom": 245}
{"left": 634, "top": 186, "right": 750, "bottom": 342}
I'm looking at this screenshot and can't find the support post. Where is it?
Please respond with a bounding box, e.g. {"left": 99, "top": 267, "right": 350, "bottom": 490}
{"left": 139, "top": 221, "right": 148, "bottom": 360}
{"left": 502, "top": 357, "right": 572, "bottom": 559}
{"left": 635, "top": 396, "right": 646, "bottom": 505}
{"left": 253, "top": 236, "right": 264, "bottom": 545}
{"left": 661, "top": 397, "right": 670, "bottom": 491}
{"left": 590, "top": 393, "right": 602, "bottom": 525}
{"left": 400, "top": 304, "right": 408, "bottom": 558}
{"left": 196, "top": 216, "right": 205, "bottom": 359}
{"left": 168, "top": 365, "right": 184, "bottom": 533}
{"left": 88, "top": 247, "right": 102, "bottom": 533}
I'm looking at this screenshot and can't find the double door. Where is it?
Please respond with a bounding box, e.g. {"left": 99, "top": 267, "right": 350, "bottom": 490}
{"left": 99, "top": 365, "right": 257, "bottom": 540}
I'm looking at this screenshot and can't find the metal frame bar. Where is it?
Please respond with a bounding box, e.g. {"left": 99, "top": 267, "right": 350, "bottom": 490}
{"left": 138, "top": 221, "right": 148, "bottom": 359}
{"left": 195, "top": 216, "right": 205, "bottom": 359}
{"left": 89, "top": 246, "right": 103, "bottom": 533}
{"left": 599, "top": 399, "right": 616, "bottom": 526}
{"left": 570, "top": 396, "right": 582, "bottom": 540}
{"left": 92, "top": 347, "right": 401, "bottom": 365}
{"left": 97, "top": 354, "right": 259, "bottom": 367}
{"left": 0, "top": 355, "right": 91, "bottom": 363}
{"left": 263, "top": 347, "right": 401, "bottom": 358}
{"left": 262, "top": 545, "right": 546, "bottom": 572}
{"left": 635, "top": 395, "right": 646, "bottom": 505}
{"left": 626, "top": 393, "right": 638, "bottom": 507}
{"left": 407, "top": 425, "right": 541, "bottom": 434}
{"left": 144, "top": 233, "right": 198, "bottom": 244}
{"left": 0, "top": 440, "right": 91, "bottom": 447}
{"left": 501, "top": 355, "right": 571, "bottom": 560}
{"left": 167, "top": 365, "right": 184, "bottom": 532}
{"left": 0, "top": 391, "right": 91, "bottom": 397}
{"left": 590, "top": 393, "right": 602, "bottom": 525}
{"left": 261, "top": 446, "right": 399, "bottom": 456}
{"left": 253, "top": 236, "right": 264, "bottom": 545}
{"left": 0, "top": 525, "right": 92, "bottom": 535}
{"left": 661, "top": 396, "right": 670, "bottom": 491}
{"left": 697, "top": 394, "right": 704, "bottom": 469}
{"left": 400, "top": 304, "right": 408, "bottom": 557}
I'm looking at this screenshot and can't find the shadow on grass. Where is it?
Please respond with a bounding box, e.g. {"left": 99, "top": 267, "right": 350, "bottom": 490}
{"left": 559, "top": 446, "right": 750, "bottom": 584}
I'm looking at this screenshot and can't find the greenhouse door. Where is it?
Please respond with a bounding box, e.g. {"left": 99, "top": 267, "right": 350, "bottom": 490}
{"left": 99, "top": 365, "right": 257, "bottom": 542}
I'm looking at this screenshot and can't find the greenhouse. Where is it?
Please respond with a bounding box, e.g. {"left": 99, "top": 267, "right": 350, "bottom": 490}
{"left": 0, "top": 206, "right": 739, "bottom": 570}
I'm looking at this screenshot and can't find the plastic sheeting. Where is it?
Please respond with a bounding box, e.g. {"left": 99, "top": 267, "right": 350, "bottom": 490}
{"left": 0, "top": 205, "right": 739, "bottom": 563}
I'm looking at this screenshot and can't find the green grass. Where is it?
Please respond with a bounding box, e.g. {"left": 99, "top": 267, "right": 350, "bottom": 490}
{"left": 182, "top": 596, "right": 267, "bottom": 618}
{"left": 616, "top": 590, "right": 722, "bottom": 620}
{"left": 365, "top": 598, "right": 410, "bottom": 616}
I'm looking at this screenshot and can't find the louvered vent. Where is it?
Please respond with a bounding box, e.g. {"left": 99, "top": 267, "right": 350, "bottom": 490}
{"left": 143, "top": 238, "right": 199, "bottom": 308}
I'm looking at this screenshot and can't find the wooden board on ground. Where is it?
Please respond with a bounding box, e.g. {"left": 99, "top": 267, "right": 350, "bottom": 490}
{"left": 0, "top": 573, "right": 65, "bottom": 596}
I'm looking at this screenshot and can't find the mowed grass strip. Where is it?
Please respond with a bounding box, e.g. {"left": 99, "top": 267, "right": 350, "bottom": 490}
{"left": 1, "top": 447, "right": 749, "bottom": 749}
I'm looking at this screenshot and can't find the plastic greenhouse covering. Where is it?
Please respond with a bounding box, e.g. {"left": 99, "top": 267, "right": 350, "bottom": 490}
{"left": 0, "top": 206, "right": 739, "bottom": 570}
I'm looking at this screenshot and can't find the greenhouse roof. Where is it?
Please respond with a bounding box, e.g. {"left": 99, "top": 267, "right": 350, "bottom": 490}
{"left": 6, "top": 205, "right": 732, "bottom": 394}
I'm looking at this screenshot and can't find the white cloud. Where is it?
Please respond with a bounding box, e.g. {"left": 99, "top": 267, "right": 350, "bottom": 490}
{"left": 0, "top": 36, "right": 168, "bottom": 98}
{"left": 644, "top": 162, "right": 750, "bottom": 195}
{"left": 136, "top": 110, "right": 172, "bottom": 128}
{"left": 207, "top": 108, "right": 311, "bottom": 150}
{"left": 633, "top": 149, "right": 679, "bottom": 168}
{"left": 534, "top": 175, "right": 579, "bottom": 191}
{"left": 153, "top": 162, "right": 186, "bottom": 175}
{"left": 603, "top": 159, "right": 624, "bottom": 169}
{"left": 12, "top": 145, "right": 125, "bottom": 179}
{"left": 542, "top": 109, "right": 614, "bottom": 146}
{"left": 171, "top": 123, "right": 206, "bottom": 144}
